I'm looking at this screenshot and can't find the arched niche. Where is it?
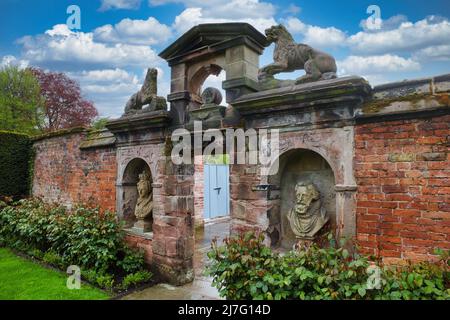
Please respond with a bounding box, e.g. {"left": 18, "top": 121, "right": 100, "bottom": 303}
{"left": 121, "top": 158, "right": 153, "bottom": 229}
{"left": 268, "top": 149, "right": 336, "bottom": 249}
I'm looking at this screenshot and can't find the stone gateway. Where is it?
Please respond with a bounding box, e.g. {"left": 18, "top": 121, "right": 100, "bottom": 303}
{"left": 31, "top": 22, "right": 450, "bottom": 284}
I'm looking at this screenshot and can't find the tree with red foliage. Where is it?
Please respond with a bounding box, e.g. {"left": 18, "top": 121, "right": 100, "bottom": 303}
{"left": 30, "top": 68, "right": 98, "bottom": 131}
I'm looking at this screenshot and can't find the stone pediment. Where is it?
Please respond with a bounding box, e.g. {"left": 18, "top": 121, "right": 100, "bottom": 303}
{"left": 159, "top": 23, "right": 268, "bottom": 65}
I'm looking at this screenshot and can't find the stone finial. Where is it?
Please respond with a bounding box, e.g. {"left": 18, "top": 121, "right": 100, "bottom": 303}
{"left": 124, "top": 68, "right": 167, "bottom": 115}
{"left": 259, "top": 24, "right": 337, "bottom": 87}
{"left": 287, "top": 182, "right": 329, "bottom": 240}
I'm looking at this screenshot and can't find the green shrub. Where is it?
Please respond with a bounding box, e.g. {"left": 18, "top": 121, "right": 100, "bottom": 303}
{"left": 0, "top": 199, "right": 126, "bottom": 272}
{"left": 42, "top": 250, "right": 65, "bottom": 269}
{"left": 0, "top": 198, "right": 153, "bottom": 291}
{"left": 121, "top": 270, "right": 153, "bottom": 290}
{"left": 95, "top": 274, "right": 115, "bottom": 291}
{"left": 117, "top": 246, "right": 146, "bottom": 274}
{"left": 0, "top": 131, "right": 32, "bottom": 198}
{"left": 207, "top": 232, "right": 450, "bottom": 300}
{"left": 27, "top": 248, "right": 44, "bottom": 259}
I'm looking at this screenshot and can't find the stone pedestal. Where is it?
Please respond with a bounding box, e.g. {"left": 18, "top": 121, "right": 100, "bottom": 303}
{"left": 132, "top": 219, "right": 152, "bottom": 233}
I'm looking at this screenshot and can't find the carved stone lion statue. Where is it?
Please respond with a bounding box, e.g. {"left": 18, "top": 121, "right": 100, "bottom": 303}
{"left": 259, "top": 24, "right": 337, "bottom": 84}
{"left": 287, "top": 182, "right": 329, "bottom": 240}
{"left": 124, "top": 68, "right": 167, "bottom": 115}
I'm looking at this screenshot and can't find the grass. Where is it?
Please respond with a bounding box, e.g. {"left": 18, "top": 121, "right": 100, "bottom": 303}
{"left": 0, "top": 248, "right": 110, "bottom": 300}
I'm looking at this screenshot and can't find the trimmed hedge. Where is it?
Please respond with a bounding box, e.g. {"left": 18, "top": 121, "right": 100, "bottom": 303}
{"left": 0, "top": 131, "right": 32, "bottom": 197}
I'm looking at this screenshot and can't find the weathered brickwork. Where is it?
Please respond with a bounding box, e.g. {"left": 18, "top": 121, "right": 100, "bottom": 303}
{"left": 32, "top": 131, "right": 116, "bottom": 212}
{"left": 355, "top": 115, "right": 450, "bottom": 263}
{"left": 124, "top": 233, "right": 153, "bottom": 264}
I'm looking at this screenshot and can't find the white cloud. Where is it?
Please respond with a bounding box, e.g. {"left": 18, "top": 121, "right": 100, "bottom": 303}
{"left": 17, "top": 24, "right": 161, "bottom": 70}
{"left": 348, "top": 16, "right": 450, "bottom": 54}
{"left": 94, "top": 17, "right": 172, "bottom": 45}
{"left": 284, "top": 17, "right": 306, "bottom": 33}
{"left": 151, "top": 0, "right": 275, "bottom": 18}
{"left": 303, "top": 25, "right": 347, "bottom": 48}
{"left": 283, "top": 17, "right": 346, "bottom": 48}
{"left": 283, "top": 4, "right": 301, "bottom": 15}
{"left": 68, "top": 68, "right": 141, "bottom": 118}
{"left": 337, "top": 54, "right": 420, "bottom": 75}
{"left": 413, "top": 45, "right": 450, "bottom": 61}
{"left": 173, "top": 7, "right": 276, "bottom": 34}
{"left": 99, "top": 0, "right": 141, "bottom": 11}
{"left": 0, "top": 55, "right": 29, "bottom": 69}
{"left": 69, "top": 68, "right": 139, "bottom": 84}
{"left": 359, "top": 14, "right": 408, "bottom": 32}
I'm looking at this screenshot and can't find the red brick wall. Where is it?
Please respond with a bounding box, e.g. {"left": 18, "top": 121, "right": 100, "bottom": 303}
{"left": 125, "top": 234, "right": 153, "bottom": 264}
{"left": 355, "top": 115, "right": 450, "bottom": 263}
{"left": 32, "top": 131, "right": 116, "bottom": 212}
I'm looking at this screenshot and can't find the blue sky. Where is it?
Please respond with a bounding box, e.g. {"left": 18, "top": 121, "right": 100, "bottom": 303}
{"left": 1, "top": 0, "right": 449, "bottom": 118}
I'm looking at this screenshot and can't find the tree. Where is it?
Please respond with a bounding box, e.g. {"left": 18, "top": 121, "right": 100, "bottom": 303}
{"left": 0, "top": 65, "right": 44, "bottom": 134}
{"left": 30, "top": 68, "right": 98, "bottom": 131}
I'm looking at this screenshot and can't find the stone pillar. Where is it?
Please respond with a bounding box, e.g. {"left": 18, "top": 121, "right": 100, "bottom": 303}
{"left": 223, "top": 45, "right": 260, "bottom": 103}
{"left": 229, "top": 163, "right": 270, "bottom": 245}
{"left": 152, "top": 157, "right": 195, "bottom": 285}
{"left": 168, "top": 63, "right": 190, "bottom": 126}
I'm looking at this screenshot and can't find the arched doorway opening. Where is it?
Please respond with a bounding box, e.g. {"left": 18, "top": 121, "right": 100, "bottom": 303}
{"left": 268, "top": 149, "right": 336, "bottom": 249}
{"left": 121, "top": 158, "right": 153, "bottom": 232}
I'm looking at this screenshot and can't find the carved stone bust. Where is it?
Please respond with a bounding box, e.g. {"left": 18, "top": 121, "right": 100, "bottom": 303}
{"left": 201, "top": 87, "right": 222, "bottom": 105}
{"left": 287, "top": 182, "right": 329, "bottom": 240}
{"left": 134, "top": 170, "right": 153, "bottom": 222}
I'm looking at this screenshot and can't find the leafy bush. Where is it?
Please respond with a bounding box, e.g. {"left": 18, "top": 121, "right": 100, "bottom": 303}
{"left": 0, "top": 199, "right": 150, "bottom": 291}
{"left": 27, "top": 248, "right": 44, "bottom": 259}
{"left": 207, "top": 232, "right": 450, "bottom": 300}
{"left": 0, "top": 131, "right": 32, "bottom": 198}
{"left": 42, "top": 250, "right": 65, "bottom": 269}
{"left": 120, "top": 270, "right": 153, "bottom": 290}
{"left": 117, "top": 247, "right": 146, "bottom": 274}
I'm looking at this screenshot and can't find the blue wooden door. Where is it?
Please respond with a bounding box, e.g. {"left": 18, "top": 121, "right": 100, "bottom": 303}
{"left": 204, "top": 164, "right": 230, "bottom": 219}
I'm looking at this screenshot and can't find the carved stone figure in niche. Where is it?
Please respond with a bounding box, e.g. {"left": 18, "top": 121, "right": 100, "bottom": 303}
{"left": 259, "top": 24, "right": 337, "bottom": 85}
{"left": 133, "top": 170, "right": 153, "bottom": 232}
{"left": 287, "top": 182, "right": 329, "bottom": 240}
{"left": 124, "top": 68, "right": 167, "bottom": 115}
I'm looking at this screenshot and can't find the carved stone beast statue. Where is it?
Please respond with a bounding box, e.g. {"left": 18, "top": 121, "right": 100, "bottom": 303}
{"left": 124, "top": 68, "right": 167, "bottom": 115}
{"left": 259, "top": 24, "right": 337, "bottom": 84}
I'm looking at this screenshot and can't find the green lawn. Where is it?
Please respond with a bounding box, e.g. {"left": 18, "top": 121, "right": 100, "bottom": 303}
{"left": 0, "top": 248, "right": 110, "bottom": 300}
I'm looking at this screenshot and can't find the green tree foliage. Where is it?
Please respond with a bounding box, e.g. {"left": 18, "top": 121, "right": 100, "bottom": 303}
{"left": 91, "top": 117, "right": 109, "bottom": 130}
{"left": 0, "top": 65, "right": 44, "bottom": 134}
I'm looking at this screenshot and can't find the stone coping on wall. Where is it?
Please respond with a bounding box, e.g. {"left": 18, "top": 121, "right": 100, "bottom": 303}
{"left": 32, "top": 126, "right": 87, "bottom": 142}
{"left": 231, "top": 76, "right": 372, "bottom": 116}
{"left": 106, "top": 110, "right": 171, "bottom": 134}
{"left": 357, "top": 73, "right": 450, "bottom": 123}
{"left": 32, "top": 126, "right": 117, "bottom": 150}
{"left": 373, "top": 73, "right": 450, "bottom": 99}
{"left": 79, "top": 129, "right": 116, "bottom": 149}
{"left": 124, "top": 227, "right": 153, "bottom": 240}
